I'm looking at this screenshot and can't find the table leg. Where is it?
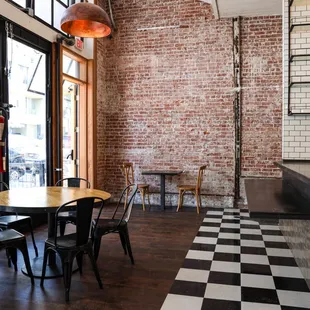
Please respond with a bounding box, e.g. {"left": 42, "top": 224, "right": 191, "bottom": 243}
{"left": 160, "top": 174, "right": 166, "bottom": 210}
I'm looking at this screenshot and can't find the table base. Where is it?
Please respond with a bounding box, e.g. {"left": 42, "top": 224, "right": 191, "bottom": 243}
{"left": 22, "top": 256, "right": 78, "bottom": 279}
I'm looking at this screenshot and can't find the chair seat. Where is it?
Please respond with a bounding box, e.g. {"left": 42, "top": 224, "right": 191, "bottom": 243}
{"left": 178, "top": 185, "right": 196, "bottom": 191}
{"left": 46, "top": 233, "right": 80, "bottom": 249}
{"left": 0, "top": 229, "right": 24, "bottom": 244}
{"left": 93, "top": 219, "right": 127, "bottom": 234}
{"left": 0, "top": 215, "right": 30, "bottom": 226}
{"left": 138, "top": 184, "right": 149, "bottom": 189}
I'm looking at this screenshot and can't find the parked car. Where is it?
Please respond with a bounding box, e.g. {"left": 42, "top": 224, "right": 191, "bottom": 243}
{"left": 9, "top": 149, "right": 26, "bottom": 180}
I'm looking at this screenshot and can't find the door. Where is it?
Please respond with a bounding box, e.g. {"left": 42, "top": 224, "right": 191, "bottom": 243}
{"left": 62, "top": 80, "right": 79, "bottom": 178}
{"left": 0, "top": 19, "right": 52, "bottom": 188}
{"left": 56, "top": 48, "right": 87, "bottom": 181}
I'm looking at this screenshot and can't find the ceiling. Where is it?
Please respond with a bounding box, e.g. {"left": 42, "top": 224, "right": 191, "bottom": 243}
{"left": 206, "top": 0, "right": 282, "bottom": 19}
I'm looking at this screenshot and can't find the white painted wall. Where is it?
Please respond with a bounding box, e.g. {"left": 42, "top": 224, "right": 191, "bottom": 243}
{"left": 283, "top": 0, "right": 310, "bottom": 159}
{"left": 0, "top": 0, "right": 94, "bottom": 59}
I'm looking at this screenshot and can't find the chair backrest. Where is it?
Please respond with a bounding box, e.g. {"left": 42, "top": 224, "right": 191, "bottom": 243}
{"left": 54, "top": 196, "right": 104, "bottom": 247}
{"left": 0, "top": 181, "right": 9, "bottom": 191}
{"left": 112, "top": 184, "right": 138, "bottom": 224}
{"left": 196, "top": 165, "right": 207, "bottom": 191}
{"left": 55, "top": 177, "right": 91, "bottom": 188}
{"left": 122, "top": 163, "right": 135, "bottom": 186}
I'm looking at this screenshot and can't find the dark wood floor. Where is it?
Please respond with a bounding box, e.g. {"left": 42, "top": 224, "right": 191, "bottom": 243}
{"left": 0, "top": 205, "right": 204, "bottom": 309}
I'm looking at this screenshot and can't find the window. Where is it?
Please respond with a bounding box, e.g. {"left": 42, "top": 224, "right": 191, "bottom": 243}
{"left": 63, "top": 55, "right": 80, "bottom": 79}
{"left": 8, "top": 1, "right": 82, "bottom": 34}
{"left": 18, "top": 65, "right": 29, "bottom": 84}
{"left": 11, "top": 0, "right": 25, "bottom": 7}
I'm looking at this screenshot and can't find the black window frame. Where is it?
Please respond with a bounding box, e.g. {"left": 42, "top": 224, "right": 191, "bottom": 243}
{"left": 0, "top": 16, "right": 53, "bottom": 186}
{"left": 5, "top": 0, "right": 81, "bottom": 37}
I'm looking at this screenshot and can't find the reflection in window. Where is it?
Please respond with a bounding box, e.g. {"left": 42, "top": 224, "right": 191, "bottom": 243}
{"left": 35, "top": 1, "right": 52, "bottom": 24}
{"left": 11, "top": 0, "right": 25, "bottom": 7}
{"left": 54, "top": 0, "right": 67, "bottom": 31}
{"left": 28, "top": 56, "right": 46, "bottom": 95}
{"left": 18, "top": 65, "right": 29, "bottom": 84}
{"left": 63, "top": 55, "right": 80, "bottom": 79}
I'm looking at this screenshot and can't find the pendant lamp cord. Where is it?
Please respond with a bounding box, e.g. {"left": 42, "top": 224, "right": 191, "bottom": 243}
{"left": 107, "top": 0, "right": 117, "bottom": 31}
{"left": 82, "top": 0, "right": 116, "bottom": 31}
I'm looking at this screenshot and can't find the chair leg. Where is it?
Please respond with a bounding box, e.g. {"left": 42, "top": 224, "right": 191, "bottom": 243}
{"left": 62, "top": 258, "right": 74, "bottom": 303}
{"left": 119, "top": 232, "right": 127, "bottom": 255}
{"left": 59, "top": 221, "right": 66, "bottom": 237}
{"left": 7, "top": 247, "right": 18, "bottom": 271}
{"left": 6, "top": 248, "right": 12, "bottom": 268}
{"left": 93, "top": 236, "right": 102, "bottom": 261}
{"left": 195, "top": 192, "right": 200, "bottom": 214}
{"left": 146, "top": 187, "right": 151, "bottom": 210}
{"left": 124, "top": 188, "right": 129, "bottom": 209}
{"left": 140, "top": 189, "right": 146, "bottom": 211}
{"left": 123, "top": 228, "right": 134, "bottom": 265}
{"left": 176, "top": 189, "right": 183, "bottom": 212}
{"left": 76, "top": 252, "right": 84, "bottom": 275}
{"left": 17, "top": 239, "right": 34, "bottom": 285}
{"left": 87, "top": 249, "right": 103, "bottom": 289}
{"left": 40, "top": 244, "right": 49, "bottom": 287}
{"left": 28, "top": 218, "right": 38, "bottom": 257}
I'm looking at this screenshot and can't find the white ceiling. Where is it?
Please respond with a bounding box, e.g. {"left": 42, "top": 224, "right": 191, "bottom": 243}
{"left": 209, "top": 0, "right": 282, "bottom": 19}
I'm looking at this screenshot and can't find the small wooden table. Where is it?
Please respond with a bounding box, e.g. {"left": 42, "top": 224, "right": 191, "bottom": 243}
{"left": 0, "top": 186, "right": 111, "bottom": 278}
{"left": 142, "top": 170, "right": 183, "bottom": 209}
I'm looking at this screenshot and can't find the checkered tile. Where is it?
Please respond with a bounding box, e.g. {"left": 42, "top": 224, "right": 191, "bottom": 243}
{"left": 161, "top": 208, "right": 310, "bottom": 310}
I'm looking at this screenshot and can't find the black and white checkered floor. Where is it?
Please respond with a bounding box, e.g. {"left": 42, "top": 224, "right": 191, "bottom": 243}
{"left": 161, "top": 208, "right": 310, "bottom": 310}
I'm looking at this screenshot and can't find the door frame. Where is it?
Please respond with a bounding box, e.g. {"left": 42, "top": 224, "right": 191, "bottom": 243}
{"left": 53, "top": 46, "right": 92, "bottom": 184}
{"left": 0, "top": 16, "right": 53, "bottom": 187}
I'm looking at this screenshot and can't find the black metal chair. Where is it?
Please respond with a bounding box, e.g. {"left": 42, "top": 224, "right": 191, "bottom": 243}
{"left": 55, "top": 177, "right": 91, "bottom": 236}
{"left": 40, "top": 196, "right": 104, "bottom": 302}
{"left": 92, "top": 184, "right": 138, "bottom": 264}
{"left": 0, "top": 228, "right": 34, "bottom": 285}
{"left": 0, "top": 181, "right": 38, "bottom": 267}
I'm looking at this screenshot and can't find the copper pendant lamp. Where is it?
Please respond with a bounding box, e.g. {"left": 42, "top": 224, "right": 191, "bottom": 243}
{"left": 61, "top": 2, "right": 112, "bottom": 38}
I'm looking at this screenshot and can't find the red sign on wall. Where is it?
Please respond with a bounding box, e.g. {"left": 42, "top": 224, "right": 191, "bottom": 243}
{"left": 75, "top": 38, "right": 84, "bottom": 51}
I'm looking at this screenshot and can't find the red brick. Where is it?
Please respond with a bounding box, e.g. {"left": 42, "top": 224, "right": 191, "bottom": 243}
{"left": 96, "top": 1, "right": 282, "bottom": 204}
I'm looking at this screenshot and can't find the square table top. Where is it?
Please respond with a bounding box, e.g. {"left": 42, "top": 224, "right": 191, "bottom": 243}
{"left": 142, "top": 170, "right": 183, "bottom": 176}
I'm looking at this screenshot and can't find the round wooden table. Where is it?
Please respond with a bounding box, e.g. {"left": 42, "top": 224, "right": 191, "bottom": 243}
{"left": 0, "top": 186, "right": 111, "bottom": 278}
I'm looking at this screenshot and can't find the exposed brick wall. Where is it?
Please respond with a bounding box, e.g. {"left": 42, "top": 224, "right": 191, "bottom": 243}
{"left": 96, "top": 0, "right": 283, "bottom": 205}
{"left": 241, "top": 16, "right": 283, "bottom": 178}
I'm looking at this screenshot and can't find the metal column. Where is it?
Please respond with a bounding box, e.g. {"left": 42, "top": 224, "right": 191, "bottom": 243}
{"left": 233, "top": 17, "right": 242, "bottom": 206}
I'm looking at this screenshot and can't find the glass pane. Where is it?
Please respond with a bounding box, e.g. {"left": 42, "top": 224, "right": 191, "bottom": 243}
{"left": 35, "top": 0, "right": 52, "bottom": 24}
{"left": 62, "top": 81, "right": 79, "bottom": 179}
{"left": 53, "top": 0, "right": 66, "bottom": 31}
{"left": 11, "top": 0, "right": 25, "bottom": 7}
{"left": 7, "top": 39, "right": 46, "bottom": 188}
{"left": 63, "top": 55, "right": 80, "bottom": 79}
{"left": 28, "top": 55, "right": 46, "bottom": 94}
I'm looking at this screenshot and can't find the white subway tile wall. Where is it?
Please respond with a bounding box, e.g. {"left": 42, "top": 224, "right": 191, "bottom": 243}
{"left": 284, "top": 0, "right": 310, "bottom": 159}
